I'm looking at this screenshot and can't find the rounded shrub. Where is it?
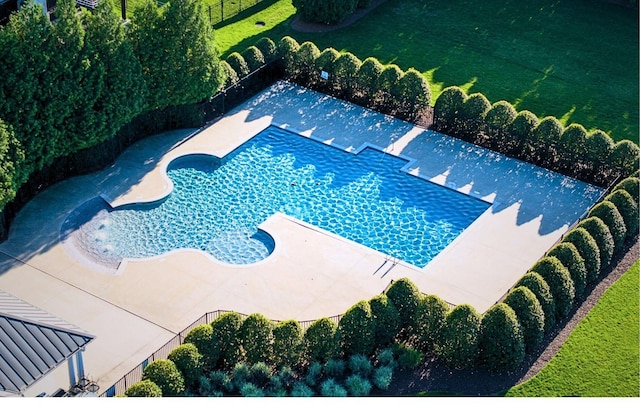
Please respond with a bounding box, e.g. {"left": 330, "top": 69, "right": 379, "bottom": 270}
{"left": 241, "top": 45, "right": 265, "bottom": 72}
{"left": 385, "top": 278, "right": 422, "bottom": 333}
{"left": 333, "top": 52, "right": 362, "bottom": 96}
{"left": 559, "top": 123, "right": 589, "bottom": 157}
{"left": 210, "top": 311, "right": 244, "bottom": 369}
{"left": 293, "top": 41, "right": 321, "bottom": 81}
{"left": 610, "top": 140, "right": 640, "bottom": 176}
{"left": 248, "top": 362, "right": 272, "bottom": 388}
{"left": 530, "top": 257, "right": 575, "bottom": 319}
{"left": 293, "top": 0, "right": 358, "bottom": 25}
{"left": 348, "top": 354, "right": 373, "bottom": 377}
{"left": 184, "top": 323, "right": 216, "bottom": 370}
{"left": 613, "top": 177, "right": 640, "bottom": 206}
{"left": 507, "top": 110, "right": 539, "bottom": 151}
{"left": 304, "top": 361, "right": 323, "bottom": 387}
{"left": 207, "top": 370, "right": 233, "bottom": 394}
{"left": 225, "top": 52, "right": 249, "bottom": 78}
{"left": 239, "top": 313, "right": 274, "bottom": 366}
{"left": 547, "top": 242, "right": 587, "bottom": 298}
{"left": 323, "top": 358, "right": 346, "bottom": 379}
{"left": 484, "top": 100, "right": 517, "bottom": 128}
{"left": 478, "top": 303, "right": 525, "bottom": 372}
{"left": 585, "top": 129, "right": 615, "bottom": 163}
{"left": 368, "top": 294, "right": 400, "bottom": 347}
{"left": 337, "top": 300, "right": 375, "bottom": 357}
{"left": 142, "top": 359, "right": 185, "bottom": 397}
{"left": 320, "top": 378, "right": 348, "bottom": 397}
{"left": 515, "top": 272, "right": 556, "bottom": 332}
{"left": 460, "top": 93, "right": 491, "bottom": 121}
{"left": 375, "top": 347, "right": 396, "bottom": 367}
{"left": 272, "top": 319, "right": 303, "bottom": 368}
{"left": 434, "top": 86, "right": 467, "bottom": 123}
{"left": 290, "top": 381, "right": 314, "bottom": 397}
{"left": 562, "top": 228, "right": 601, "bottom": 284}
{"left": 532, "top": 116, "right": 564, "bottom": 145}
{"left": 577, "top": 217, "right": 615, "bottom": 270}
{"left": 124, "top": 379, "right": 162, "bottom": 397}
{"left": 436, "top": 304, "right": 481, "bottom": 370}
{"left": 345, "top": 374, "right": 373, "bottom": 396}
{"left": 396, "top": 345, "right": 424, "bottom": 370}
{"left": 315, "top": 47, "right": 340, "bottom": 73}
{"left": 377, "top": 64, "right": 404, "bottom": 94}
{"left": 413, "top": 294, "right": 449, "bottom": 353}
{"left": 588, "top": 200, "right": 627, "bottom": 254}
{"left": 168, "top": 343, "right": 203, "bottom": 390}
{"left": 277, "top": 36, "right": 300, "bottom": 75}
{"left": 395, "top": 68, "right": 431, "bottom": 108}
{"left": 354, "top": 56, "right": 384, "bottom": 96}
{"left": 239, "top": 382, "right": 264, "bottom": 397}
{"left": 219, "top": 60, "right": 239, "bottom": 87}
{"left": 255, "top": 37, "right": 278, "bottom": 63}
{"left": 605, "top": 189, "right": 639, "bottom": 241}
{"left": 302, "top": 317, "right": 338, "bottom": 363}
{"left": 372, "top": 365, "right": 394, "bottom": 390}
{"left": 503, "top": 286, "right": 544, "bottom": 352}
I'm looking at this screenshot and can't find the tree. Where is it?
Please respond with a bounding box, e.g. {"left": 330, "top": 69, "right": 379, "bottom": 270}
{"left": 238, "top": 314, "right": 274, "bottom": 366}
{"left": 0, "top": 120, "right": 23, "bottom": 212}
{"left": 129, "top": 0, "right": 224, "bottom": 111}
{"left": 503, "top": 286, "right": 545, "bottom": 352}
{"left": 168, "top": 343, "right": 203, "bottom": 390}
{"left": 302, "top": 317, "right": 338, "bottom": 363}
{"left": 368, "top": 294, "right": 400, "bottom": 348}
{"left": 272, "top": 320, "right": 303, "bottom": 368}
{"left": 478, "top": 303, "right": 525, "bottom": 372}
{"left": 413, "top": 294, "right": 449, "bottom": 353}
{"left": 210, "top": 311, "right": 244, "bottom": 369}
{"left": 385, "top": 278, "right": 422, "bottom": 334}
{"left": 142, "top": 359, "right": 185, "bottom": 396}
{"left": 436, "top": 304, "right": 481, "bottom": 369}
{"left": 337, "top": 300, "right": 375, "bottom": 357}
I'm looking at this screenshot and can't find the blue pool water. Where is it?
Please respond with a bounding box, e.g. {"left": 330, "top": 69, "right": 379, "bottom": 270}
{"left": 65, "top": 126, "right": 490, "bottom": 269}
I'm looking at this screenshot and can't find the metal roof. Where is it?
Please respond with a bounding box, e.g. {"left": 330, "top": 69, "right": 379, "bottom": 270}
{"left": 0, "top": 290, "right": 95, "bottom": 394}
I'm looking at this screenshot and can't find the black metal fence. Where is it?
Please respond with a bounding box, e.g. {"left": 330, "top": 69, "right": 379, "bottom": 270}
{"left": 100, "top": 310, "right": 342, "bottom": 397}
{"left": 206, "top": 0, "right": 268, "bottom": 26}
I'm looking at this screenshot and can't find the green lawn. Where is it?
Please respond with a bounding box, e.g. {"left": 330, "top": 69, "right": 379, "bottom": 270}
{"left": 213, "top": 0, "right": 639, "bottom": 143}
{"left": 504, "top": 260, "right": 640, "bottom": 397}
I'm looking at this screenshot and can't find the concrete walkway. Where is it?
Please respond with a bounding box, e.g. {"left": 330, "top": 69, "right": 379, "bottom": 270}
{"left": 0, "top": 81, "right": 603, "bottom": 394}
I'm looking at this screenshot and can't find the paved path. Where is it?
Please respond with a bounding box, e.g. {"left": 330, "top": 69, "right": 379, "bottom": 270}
{"left": 0, "top": 82, "right": 603, "bottom": 394}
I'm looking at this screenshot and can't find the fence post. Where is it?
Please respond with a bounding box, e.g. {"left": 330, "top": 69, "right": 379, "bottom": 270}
{"left": 221, "top": 0, "right": 224, "bottom": 21}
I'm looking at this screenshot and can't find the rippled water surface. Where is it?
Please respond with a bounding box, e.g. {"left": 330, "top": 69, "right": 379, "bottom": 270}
{"left": 68, "top": 126, "right": 490, "bottom": 268}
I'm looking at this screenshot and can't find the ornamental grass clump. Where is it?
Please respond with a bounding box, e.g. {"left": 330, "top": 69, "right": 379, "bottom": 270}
{"left": 320, "top": 378, "right": 348, "bottom": 397}
{"left": 345, "top": 374, "right": 373, "bottom": 396}
{"left": 348, "top": 354, "right": 373, "bottom": 377}
{"left": 372, "top": 365, "right": 394, "bottom": 390}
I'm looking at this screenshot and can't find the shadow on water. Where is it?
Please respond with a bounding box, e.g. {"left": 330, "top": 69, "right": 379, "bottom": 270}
{"left": 239, "top": 82, "right": 604, "bottom": 236}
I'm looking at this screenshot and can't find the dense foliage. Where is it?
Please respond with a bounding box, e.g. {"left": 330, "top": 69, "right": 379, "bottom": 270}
{"left": 478, "top": 303, "right": 525, "bottom": 372}
{"left": 167, "top": 343, "right": 203, "bottom": 390}
{"left": 292, "top": 0, "right": 358, "bottom": 25}
{"left": 530, "top": 257, "right": 575, "bottom": 320}
{"left": 336, "top": 300, "right": 375, "bottom": 357}
{"left": 503, "top": 286, "right": 545, "bottom": 352}
{"left": 124, "top": 379, "right": 162, "bottom": 397}
{"left": 141, "top": 359, "right": 185, "bottom": 396}
{"left": 547, "top": 242, "right": 587, "bottom": 299}
{"left": 437, "top": 304, "right": 482, "bottom": 369}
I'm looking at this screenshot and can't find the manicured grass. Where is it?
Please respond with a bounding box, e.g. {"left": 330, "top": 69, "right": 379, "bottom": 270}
{"left": 504, "top": 260, "right": 640, "bottom": 397}
{"left": 214, "top": 0, "right": 639, "bottom": 143}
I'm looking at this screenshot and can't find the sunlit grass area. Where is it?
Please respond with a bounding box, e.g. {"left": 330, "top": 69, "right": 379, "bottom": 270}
{"left": 504, "top": 260, "right": 640, "bottom": 397}
{"left": 213, "top": 0, "right": 639, "bottom": 142}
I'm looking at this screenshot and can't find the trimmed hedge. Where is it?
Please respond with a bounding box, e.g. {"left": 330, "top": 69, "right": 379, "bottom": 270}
{"left": 368, "top": 294, "right": 400, "bottom": 348}
{"left": 302, "top": 317, "right": 338, "bottom": 363}
{"left": 239, "top": 313, "right": 274, "bottom": 366}
{"left": 530, "top": 256, "right": 575, "bottom": 319}
{"left": 183, "top": 324, "right": 215, "bottom": 370}
{"left": 613, "top": 177, "right": 639, "bottom": 205}
{"left": 385, "top": 278, "right": 422, "bottom": 333}
{"left": 272, "top": 319, "right": 303, "bottom": 368}
{"left": 515, "top": 272, "right": 556, "bottom": 332}
{"left": 142, "top": 359, "right": 185, "bottom": 396}
{"left": 337, "top": 300, "right": 375, "bottom": 357}
{"left": 167, "top": 343, "right": 203, "bottom": 390}
{"left": 124, "top": 379, "right": 163, "bottom": 397}
{"left": 577, "top": 216, "right": 615, "bottom": 270}
{"left": 547, "top": 242, "right": 587, "bottom": 298}
{"left": 484, "top": 100, "right": 517, "bottom": 129}
{"left": 503, "top": 286, "right": 545, "bottom": 352}
{"left": 437, "top": 304, "right": 481, "bottom": 369}
{"left": 277, "top": 36, "right": 300, "bottom": 75}
{"left": 610, "top": 140, "right": 640, "bottom": 175}
{"left": 211, "top": 312, "right": 244, "bottom": 369}
{"left": 588, "top": 200, "right": 627, "bottom": 254}
{"left": 434, "top": 86, "right": 467, "bottom": 124}
{"left": 478, "top": 303, "right": 525, "bottom": 372}
{"left": 562, "top": 227, "right": 601, "bottom": 284}
{"left": 605, "top": 189, "right": 639, "bottom": 241}
{"left": 255, "top": 37, "right": 278, "bottom": 63}
{"left": 413, "top": 294, "right": 449, "bottom": 353}
{"left": 241, "top": 46, "right": 265, "bottom": 72}
{"left": 225, "top": 52, "right": 250, "bottom": 78}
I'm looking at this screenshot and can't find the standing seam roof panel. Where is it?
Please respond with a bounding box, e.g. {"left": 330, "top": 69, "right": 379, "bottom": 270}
{"left": 0, "top": 320, "right": 41, "bottom": 381}
{"left": 24, "top": 324, "right": 65, "bottom": 362}
{"left": 8, "top": 320, "right": 51, "bottom": 372}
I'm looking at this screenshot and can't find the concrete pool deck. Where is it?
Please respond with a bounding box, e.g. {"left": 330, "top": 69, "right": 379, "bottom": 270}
{"left": 0, "top": 81, "right": 603, "bottom": 394}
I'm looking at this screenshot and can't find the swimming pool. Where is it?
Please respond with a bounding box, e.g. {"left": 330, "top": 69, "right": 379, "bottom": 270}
{"left": 63, "top": 126, "right": 490, "bottom": 269}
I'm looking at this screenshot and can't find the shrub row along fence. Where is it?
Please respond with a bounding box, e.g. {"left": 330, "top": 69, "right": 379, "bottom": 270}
{"left": 102, "top": 310, "right": 342, "bottom": 397}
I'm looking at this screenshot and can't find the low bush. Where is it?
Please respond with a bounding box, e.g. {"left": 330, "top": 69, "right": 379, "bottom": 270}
{"left": 239, "top": 313, "right": 274, "bottom": 365}
{"left": 225, "top": 52, "right": 249, "bottom": 78}
{"left": 478, "top": 303, "right": 525, "bottom": 372}
{"left": 394, "top": 344, "right": 423, "bottom": 370}
{"left": 613, "top": 177, "right": 639, "bottom": 205}
{"left": 167, "top": 343, "right": 203, "bottom": 390}
{"left": 588, "top": 201, "right": 627, "bottom": 254}
{"left": 437, "top": 304, "right": 481, "bottom": 369}
{"left": 241, "top": 45, "right": 265, "bottom": 72}
{"left": 375, "top": 347, "right": 396, "bottom": 367}
{"left": 320, "top": 378, "right": 348, "bottom": 397}
{"left": 609, "top": 140, "right": 640, "bottom": 176}
{"left": 124, "top": 379, "right": 162, "bottom": 397}
{"left": 304, "top": 361, "right": 323, "bottom": 387}
{"left": 515, "top": 272, "right": 556, "bottom": 332}
{"left": 605, "top": 189, "right": 639, "bottom": 240}
{"left": 255, "top": 37, "right": 278, "bottom": 63}
{"left": 503, "top": 286, "right": 545, "bottom": 352}
{"left": 248, "top": 362, "right": 272, "bottom": 388}
{"left": 272, "top": 319, "right": 303, "bottom": 368}
{"left": 302, "top": 317, "right": 338, "bottom": 363}
{"left": 372, "top": 365, "right": 394, "bottom": 390}
{"left": 207, "top": 370, "right": 233, "bottom": 394}
{"left": 547, "top": 242, "right": 587, "bottom": 298}
{"left": 142, "top": 359, "right": 185, "bottom": 396}
{"left": 184, "top": 323, "right": 215, "bottom": 370}
{"left": 385, "top": 278, "right": 422, "bottom": 334}
{"left": 413, "top": 294, "right": 449, "bottom": 353}
{"left": 345, "top": 374, "right": 373, "bottom": 396}
{"left": 530, "top": 257, "right": 575, "bottom": 319}
{"left": 348, "top": 354, "right": 373, "bottom": 377}
{"left": 368, "top": 294, "right": 400, "bottom": 348}
{"left": 337, "top": 300, "right": 375, "bottom": 357}
{"left": 563, "top": 228, "right": 601, "bottom": 284}
{"left": 290, "top": 381, "right": 314, "bottom": 397}
{"left": 239, "top": 382, "right": 264, "bottom": 397}
{"left": 211, "top": 312, "right": 244, "bottom": 369}
{"left": 323, "top": 359, "right": 346, "bottom": 378}
{"left": 578, "top": 217, "right": 615, "bottom": 270}
{"left": 231, "top": 363, "right": 250, "bottom": 391}
{"left": 484, "top": 100, "right": 517, "bottom": 129}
